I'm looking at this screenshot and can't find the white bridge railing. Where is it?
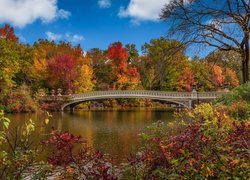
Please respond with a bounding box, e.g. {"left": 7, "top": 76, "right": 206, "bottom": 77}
{"left": 69, "top": 90, "right": 227, "bottom": 100}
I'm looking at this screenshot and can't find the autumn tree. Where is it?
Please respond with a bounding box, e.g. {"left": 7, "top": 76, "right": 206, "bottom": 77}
{"left": 47, "top": 54, "right": 77, "bottom": 92}
{"left": 177, "top": 67, "right": 196, "bottom": 92}
{"left": 0, "top": 25, "right": 31, "bottom": 91}
{"left": 190, "top": 60, "right": 214, "bottom": 91}
{"left": 30, "top": 41, "right": 94, "bottom": 93}
{"left": 211, "top": 65, "right": 225, "bottom": 87}
{"left": 29, "top": 40, "right": 57, "bottom": 90}
{"left": 107, "top": 42, "right": 141, "bottom": 90}
{"left": 161, "top": 0, "right": 249, "bottom": 83}
{"left": 73, "top": 46, "right": 95, "bottom": 93}
{"left": 224, "top": 68, "right": 239, "bottom": 88}
{"left": 0, "top": 37, "right": 32, "bottom": 99}
{"left": 0, "top": 24, "right": 18, "bottom": 43}
{"left": 205, "top": 50, "right": 242, "bottom": 81}
{"left": 189, "top": 59, "right": 239, "bottom": 91}
{"left": 133, "top": 56, "right": 156, "bottom": 90}
{"left": 146, "top": 67, "right": 157, "bottom": 90}
{"left": 87, "top": 48, "right": 107, "bottom": 67}
{"left": 108, "top": 42, "right": 129, "bottom": 74}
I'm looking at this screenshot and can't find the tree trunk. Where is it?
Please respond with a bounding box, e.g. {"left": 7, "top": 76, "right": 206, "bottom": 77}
{"left": 242, "top": 32, "right": 249, "bottom": 83}
{"left": 242, "top": 57, "right": 249, "bottom": 83}
{"left": 242, "top": 60, "right": 246, "bottom": 83}
{"left": 246, "top": 51, "right": 249, "bottom": 82}
{"left": 245, "top": 37, "right": 249, "bottom": 83}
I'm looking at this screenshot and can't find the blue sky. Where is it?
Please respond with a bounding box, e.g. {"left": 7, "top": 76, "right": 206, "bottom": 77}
{"left": 0, "top": 0, "right": 207, "bottom": 57}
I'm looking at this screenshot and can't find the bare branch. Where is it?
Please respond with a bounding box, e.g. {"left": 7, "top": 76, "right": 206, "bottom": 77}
{"left": 160, "top": 0, "right": 249, "bottom": 82}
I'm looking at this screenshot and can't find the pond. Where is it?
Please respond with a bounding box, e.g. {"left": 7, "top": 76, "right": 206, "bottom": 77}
{"left": 7, "top": 108, "right": 174, "bottom": 164}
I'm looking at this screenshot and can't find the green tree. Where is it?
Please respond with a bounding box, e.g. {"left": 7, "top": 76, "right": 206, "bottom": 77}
{"left": 141, "top": 37, "right": 188, "bottom": 90}
{"left": 190, "top": 60, "right": 214, "bottom": 91}
{"left": 86, "top": 48, "right": 111, "bottom": 90}
{"left": 0, "top": 39, "right": 21, "bottom": 99}
{"left": 87, "top": 48, "right": 107, "bottom": 67}
{"left": 125, "top": 43, "right": 139, "bottom": 63}
{"left": 13, "top": 44, "right": 33, "bottom": 87}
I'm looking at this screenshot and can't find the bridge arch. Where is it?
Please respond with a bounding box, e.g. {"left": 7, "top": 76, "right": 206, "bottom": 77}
{"left": 61, "top": 96, "right": 190, "bottom": 111}
{"left": 40, "top": 90, "right": 225, "bottom": 111}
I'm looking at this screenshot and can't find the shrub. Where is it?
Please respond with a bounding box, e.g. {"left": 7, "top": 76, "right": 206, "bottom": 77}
{"left": 216, "top": 82, "right": 250, "bottom": 105}
{"left": 216, "top": 101, "right": 250, "bottom": 121}
{"left": 4, "top": 84, "right": 37, "bottom": 113}
{"left": 122, "top": 104, "right": 250, "bottom": 179}
{"left": 1, "top": 111, "right": 117, "bottom": 179}
{"left": 0, "top": 111, "right": 51, "bottom": 179}
{"left": 41, "top": 129, "right": 118, "bottom": 179}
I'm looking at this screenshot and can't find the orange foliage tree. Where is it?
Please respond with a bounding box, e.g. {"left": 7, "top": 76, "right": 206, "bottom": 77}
{"left": 224, "top": 68, "right": 239, "bottom": 88}
{"left": 211, "top": 65, "right": 225, "bottom": 87}
{"left": 177, "top": 67, "right": 196, "bottom": 92}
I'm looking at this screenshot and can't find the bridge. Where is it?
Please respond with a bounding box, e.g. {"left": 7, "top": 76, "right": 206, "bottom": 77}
{"left": 40, "top": 90, "right": 227, "bottom": 111}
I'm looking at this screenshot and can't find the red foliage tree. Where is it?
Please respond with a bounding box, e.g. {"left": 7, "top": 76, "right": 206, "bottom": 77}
{"left": 107, "top": 42, "right": 128, "bottom": 73}
{"left": 47, "top": 54, "right": 78, "bottom": 92}
{"left": 129, "top": 66, "right": 140, "bottom": 79}
{"left": 0, "top": 24, "right": 18, "bottom": 43}
{"left": 107, "top": 42, "right": 141, "bottom": 89}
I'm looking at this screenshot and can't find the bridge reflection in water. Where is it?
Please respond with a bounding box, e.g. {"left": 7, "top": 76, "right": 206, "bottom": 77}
{"left": 41, "top": 90, "right": 228, "bottom": 111}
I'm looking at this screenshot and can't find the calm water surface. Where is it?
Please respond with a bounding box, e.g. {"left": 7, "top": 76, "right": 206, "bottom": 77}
{"left": 7, "top": 109, "right": 174, "bottom": 164}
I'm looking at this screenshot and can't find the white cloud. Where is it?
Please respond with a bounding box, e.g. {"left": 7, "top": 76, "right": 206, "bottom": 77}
{"left": 46, "top": 32, "right": 84, "bottom": 43}
{"left": 118, "top": 0, "right": 169, "bottom": 22}
{"left": 98, "top": 0, "right": 111, "bottom": 9}
{"left": 0, "top": 0, "right": 71, "bottom": 28}
{"left": 206, "top": 18, "right": 224, "bottom": 31}
{"left": 17, "top": 34, "right": 27, "bottom": 42}
{"left": 57, "top": 9, "right": 71, "bottom": 19}
{"left": 65, "top": 33, "right": 85, "bottom": 43}
{"left": 46, "top": 31, "right": 62, "bottom": 41}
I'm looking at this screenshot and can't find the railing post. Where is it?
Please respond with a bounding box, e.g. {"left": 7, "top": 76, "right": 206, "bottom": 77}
{"left": 190, "top": 91, "right": 198, "bottom": 108}
{"left": 189, "top": 100, "right": 193, "bottom": 109}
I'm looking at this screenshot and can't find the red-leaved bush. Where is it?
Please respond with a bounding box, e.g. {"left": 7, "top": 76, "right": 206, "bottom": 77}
{"left": 41, "top": 129, "right": 117, "bottom": 179}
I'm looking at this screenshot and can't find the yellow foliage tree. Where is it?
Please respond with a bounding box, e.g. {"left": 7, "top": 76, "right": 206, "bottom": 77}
{"left": 74, "top": 56, "right": 95, "bottom": 93}
{"left": 31, "top": 57, "right": 48, "bottom": 80}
